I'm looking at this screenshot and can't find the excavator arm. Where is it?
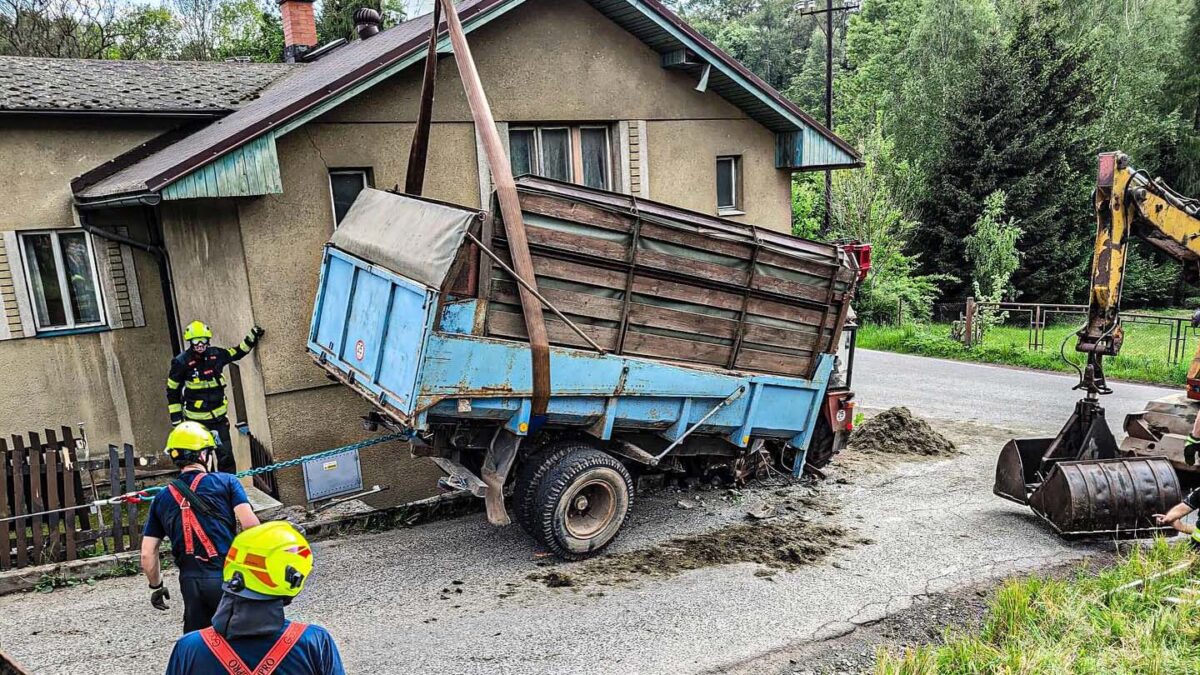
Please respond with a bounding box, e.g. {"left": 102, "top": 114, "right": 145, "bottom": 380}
{"left": 1078, "top": 152, "right": 1200, "bottom": 396}
{"left": 993, "top": 152, "right": 1200, "bottom": 539}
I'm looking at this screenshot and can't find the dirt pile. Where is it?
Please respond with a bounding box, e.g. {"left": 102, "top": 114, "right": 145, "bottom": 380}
{"left": 530, "top": 514, "right": 861, "bottom": 588}
{"left": 849, "top": 407, "right": 956, "bottom": 456}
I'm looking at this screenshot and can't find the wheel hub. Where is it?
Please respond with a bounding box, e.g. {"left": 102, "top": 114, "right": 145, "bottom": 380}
{"left": 564, "top": 479, "right": 616, "bottom": 540}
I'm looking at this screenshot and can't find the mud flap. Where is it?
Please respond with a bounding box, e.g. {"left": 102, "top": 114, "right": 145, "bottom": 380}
{"left": 481, "top": 428, "right": 522, "bottom": 526}
{"left": 1028, "top": 457, "right": 1182, "bottom": 538}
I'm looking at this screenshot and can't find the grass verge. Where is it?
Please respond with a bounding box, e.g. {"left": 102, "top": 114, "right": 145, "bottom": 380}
{"left": 876, "top": 539, "right": 1200, "bottom": 674}
{"left": 858, "top": 323, "right": 1188, "bottom": 386}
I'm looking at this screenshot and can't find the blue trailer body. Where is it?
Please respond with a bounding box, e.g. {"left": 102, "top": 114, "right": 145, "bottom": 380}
{"left": 309, "top": 246, "right": 835, "bottom": 475}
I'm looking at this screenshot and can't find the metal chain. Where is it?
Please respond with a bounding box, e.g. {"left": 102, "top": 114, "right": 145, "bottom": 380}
{"left": 0, "top": 433, "right": 409, "bottom": 523}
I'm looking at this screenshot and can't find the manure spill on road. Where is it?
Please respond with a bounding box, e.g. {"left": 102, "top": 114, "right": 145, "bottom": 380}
{"left": 528, "top": 493, "right": 867, "bottom": 588}
{"left": 849, "top": 407, "right": 957, "bottom": 457}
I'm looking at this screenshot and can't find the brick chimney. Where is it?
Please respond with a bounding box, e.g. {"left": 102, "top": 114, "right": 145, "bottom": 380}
{"left": 278, "top": 0, "right": 317, "bottom": 63}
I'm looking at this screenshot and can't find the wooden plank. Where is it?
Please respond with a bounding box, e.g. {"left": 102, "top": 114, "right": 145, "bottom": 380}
{"left": 735, "top": 348, "right": 812, "bottom": 376}
{"left": 0, "top": 438, "right": 10, "bottom": 571}
{"left": 516, "top": 192, "right": 635, "bottom": 233}
{"left": 491, "top": 280, "right": 624, "bottom": 322}
{"left": 638, "top": 221, "right": 752, "bottom": 260}
{"left": 528, "top": 254, "right": 627, "bottom": 290}
{"left": 10, "top": 436, "right": 26, "bottom": 568}
{"left": 632, "top": 275, "right": 744, "bottom": 312}
{"left": 486, "top": 309, "right": 619, "bottom": 350}
{"left": 61, "top": 434, "right": 76, "bottom": 563}
{"left": 742, "top": 323, "right": 823, "bottom": 352}
{"left": 638, "top": 249, "right": 749, "bottom": 287}
{"left": 108, "top": 446, "right": 123, "bottom": 554}
{"left": 622, "top": 331, "right": 731, "bottom": 366}
{"left": 26, "top": 434, "right": 43, "bottom": 565}
{"left": 746, "top": 297, "right": 826, "bottom": 327}
{"left": 43, "top": 431, "right": 60, "bottom": 563}
{"left": 627, "top": 303, "right": 739, "bottom": 339}
{"left": 757, "top": 247, "right": 841, "bottom": 279}
{"left": 524, "top": 224, "right": 629, "bottom": 261}
{"left": 124, "top": 444, "right": 138, "bottom": 550}
{"left": 753, "top": 273, "right": 838, "bottom": 305}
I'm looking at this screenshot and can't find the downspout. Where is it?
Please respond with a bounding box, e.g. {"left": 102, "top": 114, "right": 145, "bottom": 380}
{"left": 75, "top": 197, "right": 182, "bottom": 353}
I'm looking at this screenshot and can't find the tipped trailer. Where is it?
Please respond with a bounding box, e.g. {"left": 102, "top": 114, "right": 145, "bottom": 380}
{"left": 308, "top": 178, "right": 865, "bottom": 559}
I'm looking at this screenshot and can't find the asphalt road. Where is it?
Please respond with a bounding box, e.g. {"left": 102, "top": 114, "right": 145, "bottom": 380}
{"left": 852, "top": 349, "right": 1177, "bottom": 435}
{"left": 0, "top": 351, "right": 1179, "bottom": 675}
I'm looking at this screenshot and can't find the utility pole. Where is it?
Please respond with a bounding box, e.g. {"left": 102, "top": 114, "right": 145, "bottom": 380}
{"left": 798, "top": 0, "right": 858, "bottom": 232}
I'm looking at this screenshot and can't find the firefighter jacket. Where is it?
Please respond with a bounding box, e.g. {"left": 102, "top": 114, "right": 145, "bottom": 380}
{"left": 167, "top": 331, "right": 259, "bottom": 424}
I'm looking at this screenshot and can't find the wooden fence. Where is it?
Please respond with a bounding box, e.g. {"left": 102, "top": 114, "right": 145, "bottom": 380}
{"left": 0, "top": 427, "right": 142, "bottom": 571}
{"left": 249, "top": 433, "right": 279, "bottom": 499}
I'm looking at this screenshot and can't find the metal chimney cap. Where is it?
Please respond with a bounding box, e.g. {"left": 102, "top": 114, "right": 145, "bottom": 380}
{"left": 354, "top": 7, "right": 382, "bottom": 39}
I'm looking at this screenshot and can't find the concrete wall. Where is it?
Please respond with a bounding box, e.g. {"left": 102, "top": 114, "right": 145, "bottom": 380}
{"left": 164, "top": 0, "right": 801, "bottom": 505}
{"left": 0, "top": 118, "right": 177, "bottom": 456}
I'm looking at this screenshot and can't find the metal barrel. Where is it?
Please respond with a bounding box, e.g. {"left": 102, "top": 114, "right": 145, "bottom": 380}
{"left": 1028, "top": 457, "right": 1182, "bottom": 538}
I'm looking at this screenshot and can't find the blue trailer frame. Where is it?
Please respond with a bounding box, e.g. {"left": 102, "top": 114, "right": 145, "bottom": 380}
{"left": 309, "top": 246, "right": 834, "bottom": 476}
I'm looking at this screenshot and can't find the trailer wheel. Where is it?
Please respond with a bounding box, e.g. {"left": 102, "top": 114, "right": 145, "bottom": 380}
{"left": 805, "top": 415, "right": 837, "bottom": 469}
{"left": 511, "top": 441, "right": 580, "bottom": 536}
{"left": 533, "top": 448, "right": 633, "bottom": 560}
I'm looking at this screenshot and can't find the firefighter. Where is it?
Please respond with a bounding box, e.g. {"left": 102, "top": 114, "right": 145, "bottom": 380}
{"left": 142, "top": 423, "right": 261, "bottom": 633}
{"left": 164, "top": 521, "right": 346, "bottom": 675}
{"left": 167, "top": 320, "right": 264, "bottom": 473}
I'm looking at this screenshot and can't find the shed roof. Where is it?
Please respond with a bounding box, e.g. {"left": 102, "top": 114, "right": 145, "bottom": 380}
{"left": 76, "top": 0, "right": 859, "bottom": 202}
{"left": 0, "top": 57, "right": 295, "bottom": 115}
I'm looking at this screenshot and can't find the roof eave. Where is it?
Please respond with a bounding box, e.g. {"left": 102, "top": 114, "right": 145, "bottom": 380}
{"left": 0, "top": 108, "right": 230, "bottom": 119}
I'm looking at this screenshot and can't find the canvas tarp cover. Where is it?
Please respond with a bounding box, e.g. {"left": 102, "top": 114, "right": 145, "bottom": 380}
{"left": 330, "top": 188, "right": 477, "bottom": 288}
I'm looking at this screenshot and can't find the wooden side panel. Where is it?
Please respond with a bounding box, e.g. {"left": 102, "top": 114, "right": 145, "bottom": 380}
{"left": 477, "top": 186, "right": 853, "bottom": 377}
{"left": 162, "top": 135, "right": 284, "bottom": 200}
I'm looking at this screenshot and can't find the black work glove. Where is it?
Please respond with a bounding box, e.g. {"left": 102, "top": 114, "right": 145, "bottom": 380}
{"left": 170, "top": 413, "right": 183, "bottom": 426}
{"left": 247, "top": 325, "right": 265, "bottom": 345}
{"left": 150, "top": 582, "right": 170, "bottom": 610}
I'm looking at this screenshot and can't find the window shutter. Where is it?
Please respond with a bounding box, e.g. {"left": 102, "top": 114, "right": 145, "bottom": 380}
{"left": 623, "top": 120, "right": 650, "bottom": 199}
{"left": 96, "top": 228, "right": 145, "bottom": 330}
{"left": 0, "top": 231, "right": 34, "bottom": 339}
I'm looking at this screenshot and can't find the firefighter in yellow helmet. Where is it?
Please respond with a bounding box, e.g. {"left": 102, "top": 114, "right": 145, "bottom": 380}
{"left": 164, "top": 522, "right": 346, "bottom": 675}
{"left": 142, "top": 423, "right": 260, "bottom": 633}
{"left": 167, "top": 320, "right": 264, "bottom": 473}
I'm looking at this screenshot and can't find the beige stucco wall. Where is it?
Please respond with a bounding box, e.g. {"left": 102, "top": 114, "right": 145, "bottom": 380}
{"left": 158, "top": 0, "right": 800, "bottom": 504}
{"left": 0, "top": 118, "right": 176, "bottom": 456}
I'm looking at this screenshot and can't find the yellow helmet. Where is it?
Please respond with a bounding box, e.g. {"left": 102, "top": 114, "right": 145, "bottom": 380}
{"left": 223, "top": 522, "right": 313, "bottom": 600}
{"left": 183, "top": 320, "right": 213, "bottom": 342}
{"left": 164, "top": 421, "right": 216, "bottom": 463}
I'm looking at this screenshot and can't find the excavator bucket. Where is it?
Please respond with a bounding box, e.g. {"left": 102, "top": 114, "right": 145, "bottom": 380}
{"left": 996, "top": 397, "right": 1183, "bottom": 538}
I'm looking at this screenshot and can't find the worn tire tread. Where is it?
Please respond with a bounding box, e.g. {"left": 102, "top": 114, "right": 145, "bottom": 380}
{"left": 534, "top": 448, "right": 633, "bottom": 561}
{"left": 511, "top": 441, "right": 587, "bottom": 536}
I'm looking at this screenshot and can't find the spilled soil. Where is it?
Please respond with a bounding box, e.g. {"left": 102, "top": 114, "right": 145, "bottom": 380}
{"left": 529, "top": 492, "right": 867, "bottom": 588}
{"left": 849, "top": 406, "right": 957, "bottom": 457}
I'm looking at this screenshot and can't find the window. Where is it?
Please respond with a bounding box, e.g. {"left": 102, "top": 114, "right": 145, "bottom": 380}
{"left": 508, "top": 125, "right": 612, "bottom": 190}
{"left": 329, "top": 169, "right": 372, "bottom": 226}
{"left": 19, "top": 230, "right": 105, "bottom": 332}
{"left": 716, "top": 156, "right": 742, "bottom": 214}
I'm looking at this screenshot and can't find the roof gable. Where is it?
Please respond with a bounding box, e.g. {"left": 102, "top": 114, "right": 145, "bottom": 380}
{"left": 76, "top": 0, "right": 859, "bottom": 202}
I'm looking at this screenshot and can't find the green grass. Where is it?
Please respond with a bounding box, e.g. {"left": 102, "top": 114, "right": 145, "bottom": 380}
{"left": 876, "top": 539, "right": 1200, "bottom": 674}
{"left": 858, "top": 322, "right": 1189, "bottom": 386}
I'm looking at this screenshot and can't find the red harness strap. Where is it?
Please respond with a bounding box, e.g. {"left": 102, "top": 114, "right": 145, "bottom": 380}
{"left": 199, "top": 622, "right": 309, "bottom": 675}
{"left": 166, "top": 473, "right": 219, "bottom": 562}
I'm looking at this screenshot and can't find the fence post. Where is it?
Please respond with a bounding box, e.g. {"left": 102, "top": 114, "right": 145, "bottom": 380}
{"left": 897, "top": 298, "right": 904, "bottom": 326}
{"left": 963, "top": 297, "right": 976, "bottom": 347}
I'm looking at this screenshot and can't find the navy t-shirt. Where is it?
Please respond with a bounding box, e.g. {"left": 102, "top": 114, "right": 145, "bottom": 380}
{"left": 143, "top": 470, "right": 249, "bottom": 579}
{"left": 165, "top": 621, "right": 345, "bottom": 675}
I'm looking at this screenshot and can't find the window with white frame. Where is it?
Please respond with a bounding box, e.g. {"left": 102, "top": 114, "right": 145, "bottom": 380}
{"left": 19, "top": 230, "right": 106, "bottom": 332}
{"left": 329, "top": 168, "right": 372, "bottom": 226}
{"left": 716, "top": 156, "right": 742, "bottom": 214}
{"left": 509, "top": 125, "right": 613, "bottom": 190}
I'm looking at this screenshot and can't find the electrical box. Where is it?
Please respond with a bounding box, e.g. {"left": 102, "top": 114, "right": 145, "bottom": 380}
{"left": 302, "top": 449, "right": 363, "bottom": 501}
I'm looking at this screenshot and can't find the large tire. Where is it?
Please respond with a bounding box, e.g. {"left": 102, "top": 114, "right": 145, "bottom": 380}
{"left": 532, "top": 448, "right": 633, "bottom": 560}
{"left": 805, "top": 414, "right": 838, "bottom": 469}
{"left": 510, "top": 441, "right": 579, "bottom": 536}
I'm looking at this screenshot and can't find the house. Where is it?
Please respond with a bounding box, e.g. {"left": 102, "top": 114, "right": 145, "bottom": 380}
{"left": 0, "top": 0, "right": 859, "bottom": 507}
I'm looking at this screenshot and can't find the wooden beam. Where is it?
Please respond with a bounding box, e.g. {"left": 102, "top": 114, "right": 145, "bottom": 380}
{"left": 405, "top": 0, "right": 441, "bottom": 195}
